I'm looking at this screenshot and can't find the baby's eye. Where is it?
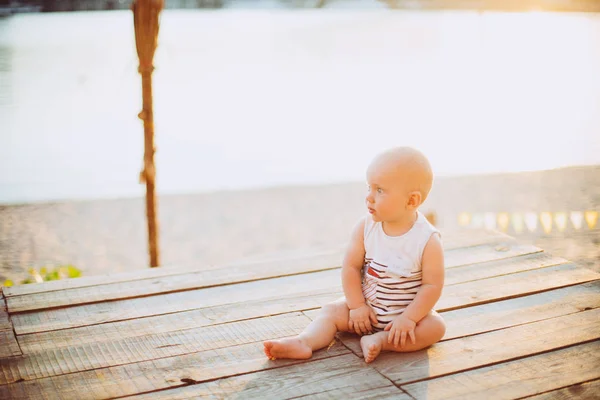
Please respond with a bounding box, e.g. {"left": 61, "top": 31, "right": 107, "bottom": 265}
{"left": 377, "top": 188, "right": 383, "bottom": 194}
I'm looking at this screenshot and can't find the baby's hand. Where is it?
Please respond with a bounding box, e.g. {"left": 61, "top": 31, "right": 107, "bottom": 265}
{"left": 384, "top": 314, "right": 416, "bottom": 348}
{"left": 348, "top": 304, "right": 377, "bottom": 336}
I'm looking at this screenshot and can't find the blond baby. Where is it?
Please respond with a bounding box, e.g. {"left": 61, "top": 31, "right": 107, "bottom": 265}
{"left": 264, "top": 147, "right": 446, "bottom": 363}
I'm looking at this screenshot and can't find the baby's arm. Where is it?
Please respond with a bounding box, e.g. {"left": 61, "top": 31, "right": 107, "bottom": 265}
{"left": 341, "top": 218, "right": 366, "bottom": 308}
{"left": 341, "top": 218, "right": 377, "bottom": 335}
{"left": 384, "top": 233, "right": 444, "bottom": 347}
{"left": 402, "top": 233, "right": 445, "bottom": 323}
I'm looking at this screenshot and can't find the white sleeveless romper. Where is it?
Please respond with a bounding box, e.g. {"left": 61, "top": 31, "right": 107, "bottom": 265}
{"left": 362, "top": 211, "right": 441, "bottom": 331}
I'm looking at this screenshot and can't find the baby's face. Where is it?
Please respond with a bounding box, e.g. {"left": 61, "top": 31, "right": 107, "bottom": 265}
{"left": 365, "top": 160, "right": 412, "bottom": 223}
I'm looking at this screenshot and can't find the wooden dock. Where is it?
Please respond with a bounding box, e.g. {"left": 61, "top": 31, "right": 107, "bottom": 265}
{"left": 1, "top": 229, "right": 599, "bottom": 399}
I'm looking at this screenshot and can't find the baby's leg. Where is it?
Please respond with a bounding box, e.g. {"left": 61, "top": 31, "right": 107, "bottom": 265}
{"left": 360, "top": 310, "right": 446, "bottom": 363}
{"left": 264, "top": 298, "right": 350, "bottom": 360}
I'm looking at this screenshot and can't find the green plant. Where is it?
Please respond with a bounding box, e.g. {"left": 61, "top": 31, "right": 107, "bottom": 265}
{"left": 3, "top": 265, "right": 82, "bottom": 287}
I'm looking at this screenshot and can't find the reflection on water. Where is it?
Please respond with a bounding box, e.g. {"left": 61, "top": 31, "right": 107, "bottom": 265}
{"left": 1, "top": 10, "right": 599, "bottom": 204}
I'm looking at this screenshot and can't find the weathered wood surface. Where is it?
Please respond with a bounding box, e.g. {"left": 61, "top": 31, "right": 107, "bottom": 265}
{"left": 14, "top": 252, "right": 575, "bottom": 354}
{"left": 5, "top": 276, "right": 598, "bottom": 386}
{"left": 369, "top": 308, "right": 600, "bottom": 385}
{"left": 402, "top": 341, "right": 600, "bottom": 400}
{"left": 526, "top": 379, "right": 600, "bottom": 400}
{"left": 0, "top": 289, "right": 21, "bottom": 358}
{"left": 11, "top": 256, "right": 595, "bottom": 357}
{"left": 322, "top": 280, "right": 600, "bottom": 356}
{"left": 126, "top": 354, "right": 410, "bottom": 400}
{"left": 4, "top": 281, "right": 598, "bottom": 399}
{"left": 0, "top": 228, "right": 598, "bottom": 400}
{"left": 1, "top": 229, "right": 511, "bottom": 298}
{"left": 6, "top": 240, "right": 534, "bottom": 313}
{"left": 10, "top": 248, "right": 559, "bottom": 335}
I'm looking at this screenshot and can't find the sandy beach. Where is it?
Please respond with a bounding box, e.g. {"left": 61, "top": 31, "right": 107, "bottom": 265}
{"left": 1, "top": 165, "right": 598, "bottom": 284}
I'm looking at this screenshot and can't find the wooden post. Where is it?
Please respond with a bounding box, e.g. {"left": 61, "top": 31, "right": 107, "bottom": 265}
{"left": 139, "top": 71, "right": 160, "bottom": 268}
{"left": 133, "top": 0, "right": 163, "bottom": 267}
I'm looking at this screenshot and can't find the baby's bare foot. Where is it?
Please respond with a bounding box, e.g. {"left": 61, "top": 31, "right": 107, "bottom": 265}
{"left": 360, "top": 334, "right": 383, "bottom": 363}
{"left": 263, "top": 337, "right": 312, "bottom": 360}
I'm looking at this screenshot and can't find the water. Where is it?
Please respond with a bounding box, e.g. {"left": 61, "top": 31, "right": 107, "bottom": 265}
{"left": 1, "top": 9, "right": 599, "bottom": 204}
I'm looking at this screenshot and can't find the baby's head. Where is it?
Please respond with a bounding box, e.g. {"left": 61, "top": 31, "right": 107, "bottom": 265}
{"left": 365, "top": 147, "right": 433, "bottom": 223}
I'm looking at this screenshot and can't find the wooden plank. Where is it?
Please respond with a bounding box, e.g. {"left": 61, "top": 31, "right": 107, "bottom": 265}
{"left": 288, "top": 386, "right": 411, "bottom": 400}
{"left": 20, "top": 248, "right": 555, "bottom": 352}
{"left": 301, "top": 255, "right": 583, "bottom": 324}
{"left": 0, "top": 246, "right": 345, "bottom": 298}
{"left": 441, "top": 280, "right": 600, "bottom": 340}
{"left": 320, "top": 281, "right": 600, "bottom": 356}
{"left": 1, "top": 248, "right": 343, "bottom": 299}
{"left": 0, "top": 378, "right": 45, "bottom": 400}
{"left": 0, "top": 312, "right": 312, "bottom": 384}
{"left": 294, "top": 388, "right": 412, "bottom": 400}
{"left": 1, "top": 263, "right": 203, "bottom": 297}
{"left": 0, "top": 331, "right": 22, "bottom": 358}
{"left": 7, "top": 277, "right": 600, "bottom": 387}
{"left": 17, "top": 290, "right": 342, "bottom": 354}
{"left": 444, "top": 251, "right": 566, "bottom": 286}
{"left": 19, "top": 267, "right": 598, "bottom": 358}
{"left": 7, "top": 253, "right": 547, "bottom": 335}
{"left": 436, "top": 263, "right": 600, "bottom": 312}
{"left": 11, "top": 256, "right": 596, "bottom": 337}
{"left": 11, "top": 268, "right": 342, "bottom": 335}
{"left": 0, "top": 289, "right": 21, "bottom": 358}
{"left": 369, "top": 308, "right": 600, "bottom": 385}
{"left": 0, "top": 339, "right": 351, "bottom": 399}
{"left": 1, "top": 228, "right": 510, "bottom": 298}
{"left": 0, "top": 288, "right": 11, "bottom": 333}
{"left": 444, "top": 242, "right": 540, "bottom": 270}
{"left": 438, "top": 228, "right": 515, "bottom": 250}
{"left": 3, "top": 266, "right": 596, "bottom": 396}
{"left": 525, "top": 379, "right": 600, "bottom": 400}
{"left": 126, "top": 354, "right": 408, "bottom": 400}
{"left": 5, "top": 252, "right": 343, "bottom": 313}
{"left": 401, "top": 341, "right": 600, "bottom": 400}
{"left": 6, "top": 241, "right": 540, "bottom": 314}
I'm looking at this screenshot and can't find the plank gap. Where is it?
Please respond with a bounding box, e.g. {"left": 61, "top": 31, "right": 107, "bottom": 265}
{"left": 12, "top": 262, "right": 599, "bottom": 341}
{"left": 517, "top": 378, "right": 600, "bottom": 400}
{"left": 445, "top": 254, "right": 568, "bottom": 287}
{"left": 6, "top": 240, "right": 538, "bottom": 314}
{"left": 285, "top": 382, "right": 409, "bottom": 400}
{"left": 439, "top": 307, "right": 599, "bottom": 342}
{"left": 0, "top": 288, "right": 23, "bottom": 357}
{"left": 399, "top": 339, "right": 600, "bottom": 388}
{"left": 7, "top": 269, "right": 336, "bottom": 315}
{"left": 401, "top": 328, "right": 600, "bottom": 386}
{"left": 400, "top": 340, "right": 600, "bottom": 399}
{"left": 3, "top": 229, "right": 509, "bottom": 298}
{"left": 109, "top": 352, "right": 354, "bottom": 400}
{"left": 438, "top": 268, "right": 598, "bottom": 312}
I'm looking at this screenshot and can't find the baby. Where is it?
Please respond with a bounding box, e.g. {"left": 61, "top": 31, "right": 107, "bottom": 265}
{"left": 264, "top": 147, "right": 446, "bottom": 363}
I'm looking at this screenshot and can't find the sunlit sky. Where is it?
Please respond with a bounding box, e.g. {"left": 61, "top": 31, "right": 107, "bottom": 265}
{"left": 1, "top": 9, "right": 599, "bottom": 203}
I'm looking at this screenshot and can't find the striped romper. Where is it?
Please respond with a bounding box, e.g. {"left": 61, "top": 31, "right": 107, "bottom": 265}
{"left": 361, "top": 211, "right": 441, "bottom": 331}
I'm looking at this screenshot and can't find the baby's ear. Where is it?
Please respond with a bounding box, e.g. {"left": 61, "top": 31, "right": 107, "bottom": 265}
{"left": 407, "top": 191, "right": 422, "bottom": 208}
